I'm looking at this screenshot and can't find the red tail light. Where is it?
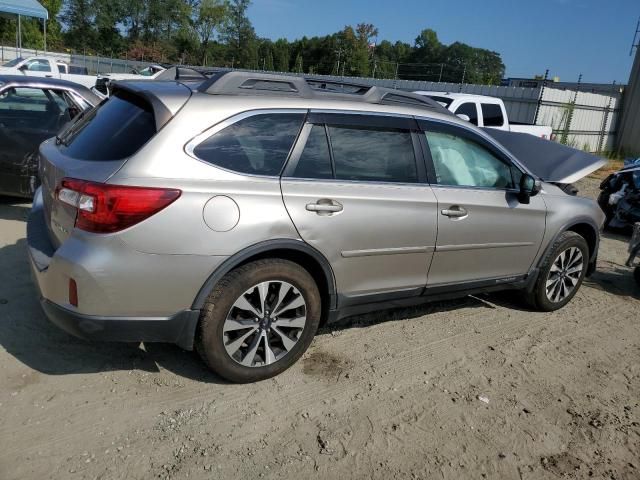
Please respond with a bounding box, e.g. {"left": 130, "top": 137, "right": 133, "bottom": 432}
{"left": 56, "top": 178, "right": 181, "bottom": 233}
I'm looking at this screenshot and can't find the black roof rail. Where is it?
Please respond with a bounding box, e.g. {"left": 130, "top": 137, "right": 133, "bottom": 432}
{"left": 154, "top": 66, "right": 207, "bottom": 82}
{"left": 306, "top": 78, "right": 371, "bottom": 94}
{"left": 196, "top": 71, "right": 451, "bottom": 114}
{"left": 198, "top": 71, "right": 315, "bottom": 97}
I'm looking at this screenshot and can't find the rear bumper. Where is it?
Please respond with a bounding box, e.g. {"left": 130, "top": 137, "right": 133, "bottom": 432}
{"left": 40, "top": 297, "right": 200, "bottom": 350}
{"left": 26, "top": 187, "right": 211, "bottom": 350}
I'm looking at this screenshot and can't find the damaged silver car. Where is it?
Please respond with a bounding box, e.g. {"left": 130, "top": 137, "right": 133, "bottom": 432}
{"left": 27, "top": 72, "right": 606, "bottom": 382}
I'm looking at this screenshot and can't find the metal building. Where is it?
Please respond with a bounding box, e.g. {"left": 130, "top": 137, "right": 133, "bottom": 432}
{"left": 618, "top": 46, "right": 640, "bottom": 155}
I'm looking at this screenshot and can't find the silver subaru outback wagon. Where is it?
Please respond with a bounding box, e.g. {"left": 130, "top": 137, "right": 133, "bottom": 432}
{"left": 27, "top": 72, "right": 605, "bottom": 383}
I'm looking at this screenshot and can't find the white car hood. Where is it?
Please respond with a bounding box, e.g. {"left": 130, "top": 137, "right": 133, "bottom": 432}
{"left": 483, "top": 129, "right": 606, "bottom": 184}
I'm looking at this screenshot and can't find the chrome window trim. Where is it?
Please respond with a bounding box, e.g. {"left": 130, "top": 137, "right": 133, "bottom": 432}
{"left": 280, "top": 176, "right": 431, "bottom": 189}
{"left": 184, "top": 108, "right": 308, "bottom": 158}
{"left": 284, "top": 108, "right": 424, "bottom": 185}
{"left": 183, "top": 108, "right": 307, "bottom": 179}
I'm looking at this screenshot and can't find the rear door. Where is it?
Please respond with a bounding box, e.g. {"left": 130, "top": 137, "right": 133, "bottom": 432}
{"left": 419, "top": 119, "right": 546, "bottom": 287}
{"left": 281, "top": 112, "right": 438, "bottom": 303}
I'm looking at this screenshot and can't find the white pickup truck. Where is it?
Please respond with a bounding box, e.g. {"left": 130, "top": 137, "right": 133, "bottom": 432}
{"left": 0, "top": 56, "right": 97, "bottom": 89}
{"left": 414, "top": 91, "right": 553, "bottom": 139}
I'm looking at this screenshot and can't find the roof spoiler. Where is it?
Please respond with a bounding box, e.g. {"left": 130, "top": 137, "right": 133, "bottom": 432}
{"left": 110, "top": 82, "right": 191, "bottom": 131}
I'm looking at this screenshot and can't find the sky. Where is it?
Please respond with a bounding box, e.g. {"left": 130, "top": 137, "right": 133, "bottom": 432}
{"left": 248, "top": 0, "right": 639, "bottom": 84}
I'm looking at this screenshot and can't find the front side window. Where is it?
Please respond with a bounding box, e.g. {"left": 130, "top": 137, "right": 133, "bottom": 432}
{"left": 328, "top": 125, "right": 418, "bottom": 183}
{"left": 425, "top": 130, "right": 514, "bottom": 189}
{"left": 193, "top": 113, "right": 304, "bottom": 176}
{"left": 481, "top": 103, "right": 505, "bottom": 127}
{"left": 453, "top": 102, "right": 478, "bottom": 125}
{"left": 25, "top": 59, "right": 51, "bottom": 72}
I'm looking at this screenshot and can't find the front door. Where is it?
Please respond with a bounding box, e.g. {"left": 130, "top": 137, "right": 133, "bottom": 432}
{"left": 281, "top": 113, "right": 438, "bottom": 303}
{"left": 419, "top": 120, "right": 547, "bottom": 287}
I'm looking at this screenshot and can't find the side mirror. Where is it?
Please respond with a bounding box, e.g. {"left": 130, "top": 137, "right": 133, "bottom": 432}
{"left": 456, "top": 114, "right": 471, "bottom": 122}
{"left": 18, "top": 64, "right": 28, "bottom": 71}
{"left": 518, "top": 173, "right": 541, "bottom": 204}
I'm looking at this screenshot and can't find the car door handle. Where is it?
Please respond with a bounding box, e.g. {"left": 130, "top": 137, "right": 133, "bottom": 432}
{"left": 441, "top": 206, "right": 468, "bottom": 218}
{"left": 306, "top": 199, "right": 343, "bottom": 214}
{"left": 45, "top": 75, "right": 53, "bottom": 78}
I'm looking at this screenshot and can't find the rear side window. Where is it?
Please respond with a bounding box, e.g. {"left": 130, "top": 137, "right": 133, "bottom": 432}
{"left": 60, "top": 92, "right": 156, "bottom": 161}
{"left": 453, "top": 102, "right": 478, "bottom": 125}
{"left": 329, "top": 126, "right": 417, "bottom": 183}
{"left": 291, "top": 125, "right": 333, "bottom": 179}
{"left": 481, "top": 103, "right": 505, "bottom": 127}
{"left": 193, "top": 113, "right": 304, "bottom": 176}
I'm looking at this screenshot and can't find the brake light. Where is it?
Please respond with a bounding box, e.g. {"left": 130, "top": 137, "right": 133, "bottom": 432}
{"left": 57, "top": 178, "right": 181, "bottom": 233}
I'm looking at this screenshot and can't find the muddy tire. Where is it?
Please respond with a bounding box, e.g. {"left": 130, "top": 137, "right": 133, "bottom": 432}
{"left": 525, "top": 231, "right": 589, "bottom": 312}
{"left": 196, "top": 259, "right": 321, "bottom": 383}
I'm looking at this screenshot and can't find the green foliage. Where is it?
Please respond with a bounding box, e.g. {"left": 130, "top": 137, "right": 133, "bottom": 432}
{"left": 0, "top": 1, "right": 506, "bottom": 84}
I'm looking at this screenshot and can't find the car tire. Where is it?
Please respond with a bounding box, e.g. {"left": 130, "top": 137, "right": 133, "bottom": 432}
{"left": 634, "top": 266, "right": 640, "bottom": 286}
{"left": 525, "top": 231, "right": 589, "bottom": 312}
{"left": 196, "top": 259, "right": 321, "bottom": 383}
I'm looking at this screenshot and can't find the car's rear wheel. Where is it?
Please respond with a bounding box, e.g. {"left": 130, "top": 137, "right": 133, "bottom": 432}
{"left": 526, "top": 231, "right": 589, "bottom": 311}
{"left": 196, "top": 259, "right": 321, "bottom": 383}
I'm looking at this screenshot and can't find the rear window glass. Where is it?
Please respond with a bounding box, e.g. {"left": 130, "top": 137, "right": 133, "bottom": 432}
{"left": 60, "top": 92, "right": 156, "bottom": 161}
{"left": 193, "top": 113, "right": 304, "bottom": 176}
{"left": 481, "top": 103, "right": 505, "bottom": 127}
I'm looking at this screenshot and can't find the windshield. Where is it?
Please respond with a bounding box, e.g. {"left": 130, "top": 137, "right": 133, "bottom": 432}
{"left": 3, "top": 57, "right": 24, "bottom": 67}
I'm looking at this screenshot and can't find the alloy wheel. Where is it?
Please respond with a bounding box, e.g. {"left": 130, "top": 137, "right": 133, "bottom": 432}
{"left": 545, "top": 246, "right": 584, "bottom": 303}
{"left": 223, "top": 281, "right": 307, "bottom": 367}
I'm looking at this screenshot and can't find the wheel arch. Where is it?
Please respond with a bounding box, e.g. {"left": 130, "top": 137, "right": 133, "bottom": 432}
{"left": 537, "top": 217, "right": 600, "bottom": 276}
{"left": 192, "top": 239, "right": 337, "bottom": 317}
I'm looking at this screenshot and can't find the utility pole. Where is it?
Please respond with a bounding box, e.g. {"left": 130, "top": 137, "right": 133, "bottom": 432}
{"left": 630, "top": 16, "right": 640, "bottom": 56}
{"left": 533, "top": 69, "right": 549, "bottom": 126}
{"left": 560, "top": 73, "right": 581, "bottom": 145}
{"left": 597, "top": 80, "right": 616, "bottom": 153}
{"left": 438, "top": 63, "right": 444, "bottom": 83}
{"left": 461, "top": 65, "right": 466, "bottom": 84}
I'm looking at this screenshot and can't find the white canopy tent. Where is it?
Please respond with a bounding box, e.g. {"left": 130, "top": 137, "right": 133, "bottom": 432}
{"left": 0, "top": 0, "right": 49, "bottom": 56}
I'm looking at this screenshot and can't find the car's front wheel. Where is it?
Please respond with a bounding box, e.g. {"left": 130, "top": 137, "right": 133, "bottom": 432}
{"left": 526, "top": 231, "right": 589, "bottom": 311}
{"left": 196, "top": 259, "right": 321, "bottom": 383}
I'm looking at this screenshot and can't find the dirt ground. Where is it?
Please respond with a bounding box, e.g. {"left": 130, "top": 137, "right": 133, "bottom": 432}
{"left": 0, "top": 177, "right": 638, "bottom": 480}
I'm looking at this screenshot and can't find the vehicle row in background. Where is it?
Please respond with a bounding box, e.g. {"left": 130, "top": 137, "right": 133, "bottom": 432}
{"left": 0, "top": 75, "right": 101, "bottom": 197}
{"left": 414, "top": 91, "right": 553, "bottom": 139}
{"left": 0, "top": 56, "right": 97, "bottom": 89}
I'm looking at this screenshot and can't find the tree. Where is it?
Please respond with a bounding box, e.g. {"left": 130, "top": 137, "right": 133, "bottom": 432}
{"left": 59, "top": 0, "right": 95, "bottom": 50}
{"left": 220, "top": 0, "right": 256, "bottom": 68}
{"left": 194, "top": 0, "right": 226, "bottom": 64}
